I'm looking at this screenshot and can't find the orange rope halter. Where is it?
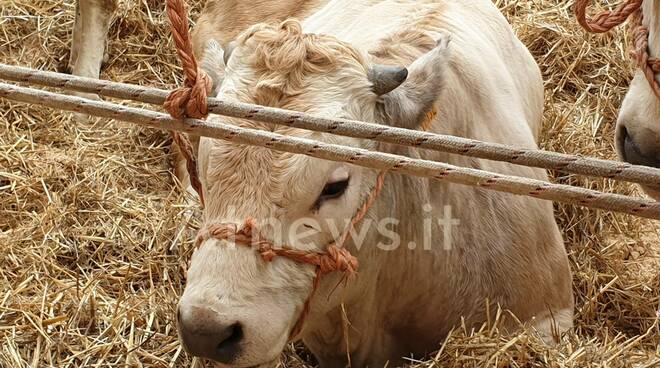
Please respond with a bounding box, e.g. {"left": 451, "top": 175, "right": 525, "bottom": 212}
{"left": 194, "top": 170, "right": 386, "bottom": 339}
{"left": 575, "top": 0, "right": 660, "bottom": 98}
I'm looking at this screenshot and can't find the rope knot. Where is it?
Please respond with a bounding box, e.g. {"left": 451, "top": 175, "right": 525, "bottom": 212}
{"left": 164, "top": 68, "right": 212, "bottom": 119}
{"left": 319, "top": 244, "right": 358, "bottom": 276}
{"left": 165, "top": 0, "right": 213, "bottom": 120}
{"left": 164, "top": 0, "right": 213, "bottom": 205}
{"left": 258, "top": 246, "right": 278, "bottom": 262}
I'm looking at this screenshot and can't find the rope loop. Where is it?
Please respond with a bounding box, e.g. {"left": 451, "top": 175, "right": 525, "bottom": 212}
{"left": 195, "top": 218, "right": 360, "bottom": 278}
{"left": 194, "top": 214, "right": 364, "bottom": 339}
{"left": 165, "top": 0, "right": 212, "bottom": 119}
{"left": 629, "top": 9, "right": 660, "bottom": 98}
{"left": 574, "top": 0, "right": 643, "bottom": 33}
{"left": 575, "top": 0, "right": 660, "bottom": 98}
{"left": 164, "top": 0, "right": 211, "bottom": 205}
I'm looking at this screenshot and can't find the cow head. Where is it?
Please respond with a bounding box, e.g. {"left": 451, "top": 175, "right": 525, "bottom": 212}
{"left": 177, "top": 20, "right": 450, "bottom": 367}
{"left": 615, "top": 1, "right": 660, "bottom": 199}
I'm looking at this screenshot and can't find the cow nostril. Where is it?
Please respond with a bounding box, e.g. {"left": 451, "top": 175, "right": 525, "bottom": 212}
{"left": 217, "top": 322, "right": 243, "bottom": 355}
{"left": 177, "top": 304, "right": 244, "bottom": 363}
{"left": 217, "top": 323, "right": 243, "bottom": 353}
{"left": 617, "top": 126, "right": 628, "bottom": 159}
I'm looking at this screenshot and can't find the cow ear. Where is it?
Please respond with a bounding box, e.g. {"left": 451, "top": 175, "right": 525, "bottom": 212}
{"left": 375, "top": 34, "right": 451, "bottom": 130}
{"left": 200, "top": 39, "right": 227, "bottom": 97}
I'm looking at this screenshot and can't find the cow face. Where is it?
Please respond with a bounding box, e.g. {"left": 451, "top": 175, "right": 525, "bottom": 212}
{"left": 615, "top": 1, "right": 660, "bottom": 199}
{"left": 177, "top": 20, "right": 450, "bottom": 367}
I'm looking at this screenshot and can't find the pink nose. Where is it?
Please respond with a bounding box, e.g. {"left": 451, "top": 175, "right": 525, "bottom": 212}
{"left": 177, "top": 304, "right": 244, "bottom": 364}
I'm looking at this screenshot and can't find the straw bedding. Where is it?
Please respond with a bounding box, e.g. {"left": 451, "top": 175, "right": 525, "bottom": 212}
{"left": 0, "top": 0, "right": 658, "bottom": 367}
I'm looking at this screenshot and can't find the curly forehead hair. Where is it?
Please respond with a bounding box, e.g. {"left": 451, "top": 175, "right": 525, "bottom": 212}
{"left": 236, "top": 20, "right": 368, "bottom": 105}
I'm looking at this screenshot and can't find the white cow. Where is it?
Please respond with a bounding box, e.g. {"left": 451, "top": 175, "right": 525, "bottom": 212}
{"left": 70, "top": 1, "right": 573, "bottom": 367}
{"left": 616, "top": 0, "right": 660, "bottom": 200}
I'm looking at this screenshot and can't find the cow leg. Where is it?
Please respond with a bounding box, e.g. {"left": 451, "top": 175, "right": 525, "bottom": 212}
{"left": 69, "top": 0, "right": 116, "bottom": 79}
{"left": 68, "top": 1, "right": 83, "bottom": 74}
{"left": 68, "top": 0, "right": 116, "bottom": 119}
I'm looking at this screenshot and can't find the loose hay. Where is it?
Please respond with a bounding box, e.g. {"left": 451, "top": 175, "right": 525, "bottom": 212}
{"left": 0, "top": 0, "right": 658, "bottom": 367}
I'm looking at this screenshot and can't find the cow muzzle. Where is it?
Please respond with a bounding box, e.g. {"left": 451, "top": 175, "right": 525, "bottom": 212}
{"left": 616, "top": 125, "right": 660, "bottom": 200}
{"left": 176, "top": 288, "right": 291, "bottom": 367}
{"left": 177, "top": 236, "right": 310, "bottom": 367}
{"left": 177, "top": 302, "right": 244, "bottom": 364}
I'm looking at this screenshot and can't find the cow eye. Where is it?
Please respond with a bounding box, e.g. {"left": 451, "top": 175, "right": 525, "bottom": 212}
{"left": 319, "top": 178, "right": 349, "bottom": 201}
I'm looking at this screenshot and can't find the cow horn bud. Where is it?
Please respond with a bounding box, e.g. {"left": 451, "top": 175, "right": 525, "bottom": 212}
{"left": 368, "top": 65, "right": 408, "bottom": 95}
